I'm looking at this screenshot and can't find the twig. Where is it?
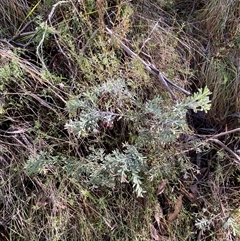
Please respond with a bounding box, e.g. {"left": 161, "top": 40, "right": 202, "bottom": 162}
{"left": 36, "top": 1, "right": 68, "bottom": 70}
{"left": 106, "top": 27, "right": 191, "bottom": 100}
{"left": 48, "top": 1, "right": 71, "bottom": 68}
{"left": 139, "top": 22, "right": 158, "bottom": 51}
{"left": 161, "top": 74, "right": 191, "bottom": 96}
{"left": 194, "top": 128, "right": 240, "bottom": 139}
{"left": 194, "top": 128, "right": 240, "bottom": 164}
{"left": 211, "top": 128, "right": 240, "bottom": 139}
{"left": 207, "top": 138, "right": 240, "bottom": 164}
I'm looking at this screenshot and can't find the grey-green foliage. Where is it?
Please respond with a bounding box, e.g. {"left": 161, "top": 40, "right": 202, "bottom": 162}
{"left": 183, "top": 86, "right": 211, "bottom": 112}
{"left": 25, "top": 151, "right": 68, "bottom": 175}
{"left": 137, "top": 87, "right": 211, "bottom": 144}
{"left": 65, "top": 79, "right": 136, "bottom": 137}
{"left": 65, "top": 81, "right": 211, "bottom": 143}
{"left": 95, "top": 78, "right": 135, "bottom": 107}
{"left": 85, "top": 143, "right": 146, "bottom": 197}
{"left": 139, "top": 95, "right": 189, "bottom": 144}
{"left": 25, "top": 83, "right": 211, "bottom": 197}
{"left": 0, "top": 59, "right": 24, "bottom": 90}
{"left": 25, "top": 144, "right": 146, "bottom": 197}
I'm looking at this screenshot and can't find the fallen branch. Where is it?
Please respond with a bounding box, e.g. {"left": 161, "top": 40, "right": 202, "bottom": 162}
{"left": 106, "top": 27, "right": 191, "bottom": 101}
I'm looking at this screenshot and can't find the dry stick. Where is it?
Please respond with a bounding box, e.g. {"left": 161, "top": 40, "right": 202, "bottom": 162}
{"left": 48, "top": 1, "right": 71, "bottom": 68}
{"left": 177, "top": 129, "right": 240, "bottom": 162}
{"left": 36, "top": 1, "right": 68, "bottom": 70}
{"left": 194, "top": 128, "right": 240, "bottom": 164}
{"left": 207, "top": 138, "right": 240, "bottom": 164}
{"left": 210, "top": 128, "right": 240, "bottom": 139}
{"left": 106, "top": 27, "right": 191, "bottom": 100}
{"left": 194, "top": 128, "right": 240, "bottom": 139}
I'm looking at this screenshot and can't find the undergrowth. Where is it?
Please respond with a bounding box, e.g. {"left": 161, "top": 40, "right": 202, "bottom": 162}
{"left": 0, "top": 0, "right": 239, "bottom": 241}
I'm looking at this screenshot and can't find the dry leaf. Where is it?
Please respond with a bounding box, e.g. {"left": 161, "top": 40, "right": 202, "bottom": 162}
{"left": 179, "top": 179, "right": 201, "bottom": 206}
{"left": 168, "top": 195, "right": 183, "bottom": 221}
{"left": 181, "top": 186, "right": 197, "bottom": 203}
{"left": 150, "top": 224, "right": 161, "bottom": 241}
{"left": 157, "top": 179, "right": 168, "bottom": 196}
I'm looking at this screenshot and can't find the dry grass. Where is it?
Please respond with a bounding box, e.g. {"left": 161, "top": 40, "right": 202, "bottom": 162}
{"left": 195, "top": 0, "right": 240, "bottom": 127}
{"left": 0, "top": 0, "right": 30, "bottom": 37}
{"left": 0, "top": 0, "right": 239, "bottom": 241}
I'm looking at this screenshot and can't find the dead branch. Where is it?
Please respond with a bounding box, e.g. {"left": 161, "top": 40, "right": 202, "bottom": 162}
{"left": 106, "top": 27, "right": 191, "bottom": 101}
{"left": 211, "top": 128, "right": 240, "bottom": 139}
{"left": 207, "top": 138, "right": 240, "bottom": 164}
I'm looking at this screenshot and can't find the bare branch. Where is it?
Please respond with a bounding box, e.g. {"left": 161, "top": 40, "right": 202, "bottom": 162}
{"left": 194, "top": 128, "right": 240, "bottom": 139}
{"left": 36, "top": 1, "right": 68, "bottom": 70}
{"left": 106, "top": 27, "right": 191, "bottom": 100}
{"left": 211, "top": 128, "right": 240, "bottom": 139}
{"left": 207, "top": 138, "right": 240, "bottom": 164}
